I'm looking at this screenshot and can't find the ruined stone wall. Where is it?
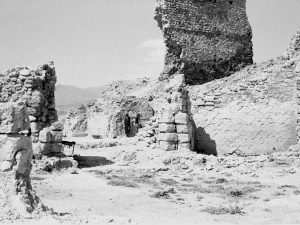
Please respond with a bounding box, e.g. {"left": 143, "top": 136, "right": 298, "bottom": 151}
{"left": 157, "top": 75, "right": 194, "bottom": 151}
{"left": 188, "top": 59, "right": 298, "bottom": 155}
{"left": 155, "top": 0, "right": 253, "bottom": 84}
{"left": 0, "top": 62, "right": 58, "bottom": 142}
{"left": 284, "top": 27, "right": 300, "bottom": 60}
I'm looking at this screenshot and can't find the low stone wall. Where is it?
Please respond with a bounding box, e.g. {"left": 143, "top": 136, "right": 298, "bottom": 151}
{"left": 33, "top": 122, "right": 64, "bottom": 156}
{"left": 0, "top": 102, "right": 31, "bottom": 167}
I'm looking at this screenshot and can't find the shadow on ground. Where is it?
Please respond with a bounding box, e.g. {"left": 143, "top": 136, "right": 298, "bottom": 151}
{"left": 73, "top": 155, "right": 114, "bottom": 168}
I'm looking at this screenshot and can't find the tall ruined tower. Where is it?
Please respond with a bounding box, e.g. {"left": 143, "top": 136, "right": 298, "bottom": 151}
{"left": 155, "top": 0, "right": 253, "bottom": 84}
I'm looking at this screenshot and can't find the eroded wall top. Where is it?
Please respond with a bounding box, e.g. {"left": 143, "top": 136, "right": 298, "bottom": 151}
{"left": 0, "top": 62, "right": 58, "bottom": 139}
{"left": 155, "top": 0, "right": 253, "bottom": 84}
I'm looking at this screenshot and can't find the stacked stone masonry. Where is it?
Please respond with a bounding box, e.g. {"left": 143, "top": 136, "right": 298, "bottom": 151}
{"left": 155, "top": 0, "right": 253, "bottom": 84}
{"left": 158, "top": 75, "right": 194, "bottom": 151}
{"left": 0, "top": 62, "right": 58, "bottom": 143}
{"left": 33, "top": 122, "right": 64, "bottom": 156}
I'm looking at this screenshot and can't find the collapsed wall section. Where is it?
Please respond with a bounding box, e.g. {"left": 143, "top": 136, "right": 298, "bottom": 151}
{"left": 155, "top": 0, "right": 253, "bottom": 84}
{"left": 0, "top": 62, "right": 58, "bottom": 142}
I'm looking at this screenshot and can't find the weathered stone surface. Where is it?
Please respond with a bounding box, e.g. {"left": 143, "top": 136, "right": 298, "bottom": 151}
{"left": 0, "top": 161, "right": 12, "bottom": 172}
{"left": 0, "top": 135, "right": 32, "bottom": 162}
{"left": 175, "top": 112, "right": 189, "bottom": 125}
{"left": 0, "top": 62, "right": 58, "bottom": 134}
{"left": 187, "top": 55, "right": 298, "bottom": 155}
{"left": 157, "top": 133, "right": 178, "bottom": 142}
{"left": 33, "top": 142, "right": 52, "bottom": 155}
{"left": 155, "top": 0, "right": 253, "bottom": 84}
{"left": 50, "top": 121, "right": 64, "bottom": 131}
{"left": 38, "top": 128, "right": 52, "bottom": 143}
{"left": 159, "top": 112, "right": 175, "bottom": 124}
{"left": 19, "top": 69, "right": 30, "bottom": 77}
{"left": 165, "top": 103, "right": 180, "bottom": 115}
{"left": 159, "top": 124, "right": 176, "bottom": 133}
{"left": 30, "top": 122, "right": 44, "bottom": 133}
{"left": 51, "top": 131, "right": 63, "bottom": 143}
{"left": 178, "top": 134, "right": 190, "bottom": 143}
{"left": 178, "top": 143, "right": 191, "bottom": 150}
{"left": 0, "top": 102, "right": 30, "bottom": 133}
{"left": 159, "top": 141, "right": 177, "bottom": 151}
{"left": 51, "top": 143, "right": 63, "bottom": 153}
{"left": 176, "top": 125, "right": 189, "bottom": 134}
{"left": 29, "top": 116, "right": 37, "bottom": 122}
{"left": 284, "top": 27, "right": 300, "bottom": 59}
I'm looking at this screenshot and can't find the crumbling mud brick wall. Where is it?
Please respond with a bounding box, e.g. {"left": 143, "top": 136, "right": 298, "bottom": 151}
{"left": 155, "top": 0, "right": 253, "bottom": 84}
{"left": 0, "top": 62, "right": 58, "bottom": 142}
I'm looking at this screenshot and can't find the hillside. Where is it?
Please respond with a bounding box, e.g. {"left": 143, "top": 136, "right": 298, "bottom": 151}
{"left": 55, "top": 84, "right": 101, "bottom": 108}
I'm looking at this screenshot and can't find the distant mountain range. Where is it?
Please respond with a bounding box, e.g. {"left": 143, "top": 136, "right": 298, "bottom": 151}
{"left": 55, "top": 84, "right": 103, "bottom": 117}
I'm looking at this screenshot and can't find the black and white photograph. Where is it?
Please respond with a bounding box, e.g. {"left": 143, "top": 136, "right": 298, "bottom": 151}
{"left": 1, "top": 0, "right": 300, "bottom": 224}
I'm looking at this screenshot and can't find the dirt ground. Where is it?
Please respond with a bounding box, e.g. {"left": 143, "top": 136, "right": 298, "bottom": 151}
{"left": 2, "top": 140, "right": 300, "bottom": 225}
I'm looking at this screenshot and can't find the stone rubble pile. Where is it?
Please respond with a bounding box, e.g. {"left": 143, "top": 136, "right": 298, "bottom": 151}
{"left": 157, "top": 75, "right": 194, "bottom": 151}
{"left": 161, "top": 144, "right": 300, "bottom": 174}
{"left": 136, "top": 115, "right": 159, "bottom": 148}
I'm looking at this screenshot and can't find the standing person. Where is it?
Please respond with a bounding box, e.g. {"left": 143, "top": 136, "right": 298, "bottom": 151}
{"left": 124, "top": 114, "right": 131, "bottom": 137}
{"left": 135, "top": 114, "right": 141, "bottom": 131}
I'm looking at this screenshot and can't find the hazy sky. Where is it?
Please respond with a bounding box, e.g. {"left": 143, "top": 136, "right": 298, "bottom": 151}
{"left": 0, "top": 0, "right": 299, "bottom": 88}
